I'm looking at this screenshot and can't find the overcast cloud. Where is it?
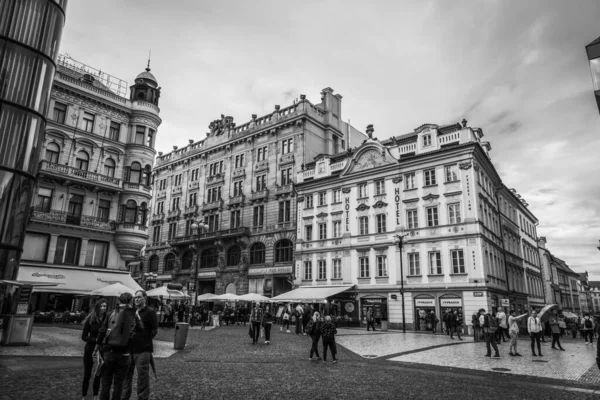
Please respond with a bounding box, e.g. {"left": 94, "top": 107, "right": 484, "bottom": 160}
{"left": 59, "top": 0, "right": 600, "bottom": 278}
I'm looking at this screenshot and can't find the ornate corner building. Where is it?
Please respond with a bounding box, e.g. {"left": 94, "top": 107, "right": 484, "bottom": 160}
{"left": 144, "top": 88, "right": 365, "bottom": 297}
{"left": 18, "top": 54, "right": 162, "bottom": 310}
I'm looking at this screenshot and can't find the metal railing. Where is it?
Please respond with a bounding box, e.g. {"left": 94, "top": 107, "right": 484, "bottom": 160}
{"left": 39, "top": 161, "right": 121, "bottom": 188}
{"left": 30, "top": 207, "right": 114, "bottom": 230}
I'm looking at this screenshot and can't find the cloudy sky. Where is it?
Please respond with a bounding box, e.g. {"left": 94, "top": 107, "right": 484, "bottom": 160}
{"left": 60, "top": 0, "right": 600, "bottom": 278}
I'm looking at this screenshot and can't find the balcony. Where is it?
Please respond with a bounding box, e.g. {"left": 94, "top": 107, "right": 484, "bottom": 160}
{"left": 39, "top": 160, "right": 121, "bottom": 189}
{"left": 232, "top": 168, "right": 245, "bottom": 179}
{"left": 167, "top": 209, "right": 181, "bottom": 219}
{"left": 276, "top": 184, "right": 293, "bottom": 195}
{"left": 206, "top": 173, "right": 225, "bottom": 185}
{"left": 114, "top": 222, "right": 148, "bottom": 235}
{"left": 183, "top": 205, "right": 199, "bottom": 215}
{"left": 123, "top": 182, "right": 151, "bottom": 194}
{"left": 30, "top": 207, "right": 115, "bottom": 231}
{"left": 188, "top": 181, "right": 200, "bottom": 191}
{"left": 254, "top": 161, "right": 269, "bottom": 172}
{"left": 228, "top": 195, "right": 245, "bottom": 207}
{"left": 279, "top": 153, "right": 294, "bottom": 165}
{"left": 203, "top": 199, "right": 224, "bottom": 211}
{"left": 171, "top": 226, "right": 250, "bottom": 246}
{"left": 173, "top": 186, "right": 183, "bottom": 195}
{"left": 151, "top": 213, "right": 164, "bottom": 222}
{"left": 251, "top": 189, "right": 269, "bottom": 201}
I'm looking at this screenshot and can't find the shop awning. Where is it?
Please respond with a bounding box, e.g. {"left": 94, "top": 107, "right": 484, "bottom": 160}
{"left": 270, "top": 285, "right": 354, "bottom": 302}
{"left": 16, "top": 265, "right": 142, "bottom": 294}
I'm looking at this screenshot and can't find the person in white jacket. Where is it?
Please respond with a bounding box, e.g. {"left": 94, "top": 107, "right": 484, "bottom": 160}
{"left": 527, "top": 310, "right": 544, "bottom": 357}
{"left": 507, "top": 310, "right": 528, "bottom": 356}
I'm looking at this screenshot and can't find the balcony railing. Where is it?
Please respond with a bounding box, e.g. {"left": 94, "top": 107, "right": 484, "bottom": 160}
{"left": 183, "top": 205, "right": 199, "bottom": 215}
{"left": 251, "top": 189, "right": 269, "bottom": 201}
{"left": 115, "top": 222, "right": 148, "bottom": 234}
{"left": 167, "top": 209, "right": 181, "bottom": 218}
{"left": 30, "top": 207, "right": 114, "bottom": 230}
{"left": 171, "top": 226, "right": 250, "bottom": 245}
{"left": 228, "top": 195, "right": 245, "bottom": 206}
{"left": 276, "top": 184, "right": 293, "bottom": 195}
{"left": 151, "top": 213, "right": 164, "bottom": 222}
{"left": 203, "top": 199, "right": 223, "bottom": 211}
{"left": 39, "top": 160, "right": 121, "bottom": 188}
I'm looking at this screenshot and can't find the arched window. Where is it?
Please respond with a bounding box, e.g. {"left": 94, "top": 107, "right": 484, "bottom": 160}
{"left": 250, "top": 242, "right": 265, "bottom": 264}
{"left": 75, "top": 150, "right": 89, "bottom": 170}
{"left": 104, "top": 158, "right": 115, "bottom": 177}
{"left": 274, "top": 239, "right": 293, "bottom": 262}
{"left": 148, "top": 255, "right": 159, "bottom": 272}
{"left": 129, "top": 162, "right": 141, "bottom": 183}
{"left": 200, "top": 248, "right": 218, "bottom": 269}
{"left": 143, "top": 165, "right": 151, "bottom": 186}
{"left": 124, "top": 200, "right": 137, "bottom": 223}
{"left": 227, "top": 245, "right": 241, "bottom": 266}
{"left": 182, "top": 251, "right": 194, "bottom": 270}
{"left": 139, "top": 202, "right": 148, "bottom": 225}
{"left": 46, "top": 143, "right": 60, "bottom": 163}
{"left": 164, "top": 253, "right": 175, "bottom": 271}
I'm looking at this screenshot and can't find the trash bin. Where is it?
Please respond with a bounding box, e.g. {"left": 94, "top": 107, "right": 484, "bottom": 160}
{"left": 381, "top": 320, "right": 389, "bottom": 332}
{"left": 174, "top": 322, "right": 189, "bottom": 350}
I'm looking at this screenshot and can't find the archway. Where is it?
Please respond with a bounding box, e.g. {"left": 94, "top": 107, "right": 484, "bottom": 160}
{"left": 225, "top": 282, "right": 237, "bottom": 294}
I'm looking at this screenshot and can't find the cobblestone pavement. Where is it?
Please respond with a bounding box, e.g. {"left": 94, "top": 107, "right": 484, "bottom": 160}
{"left": 1, "top": 325, "right": 599, "bottom": 399}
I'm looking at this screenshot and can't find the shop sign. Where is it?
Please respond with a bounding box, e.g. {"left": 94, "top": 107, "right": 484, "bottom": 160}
{"left": 157, "top": 274, "right": 173, "bottom": 280}
{"left": 362, "top": 298, "right": 384, "bottom": 304}
{"left": 501, "top": 298, "right": 510, "bottom": 307}
{"left": 473, "top": 292, "right": 484, "bottom": 297}
{"left": 440, "top": 298, "right": 462, "bottom": 307}
{"left": 248, "top": 266, "right": 292, "bottom": 276}
{"left": 415, "top": 298, "right": 435, "bottom": 307}
{"left": 197, "top": 271, "right": 216, "bottom": 278}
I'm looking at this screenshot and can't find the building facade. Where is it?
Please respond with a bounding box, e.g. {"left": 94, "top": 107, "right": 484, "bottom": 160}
{"left": 294, "top": 121, "right": 545, "bottom": 331}
{"left": 18, "top": 55, "right": 161, "bottom": 312}
{"left": 587, "top": 281, "right": 600, "bottom": 313}
{"left": 144, "top": 88, "right": 364, "bottom": 298}
{"left": 538, "top": 237, "right": 580, "bottom": 313}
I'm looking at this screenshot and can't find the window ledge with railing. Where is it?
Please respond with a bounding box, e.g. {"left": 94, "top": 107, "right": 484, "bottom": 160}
{"left": 30, "top": 207, "right": 115, "bottom": 231}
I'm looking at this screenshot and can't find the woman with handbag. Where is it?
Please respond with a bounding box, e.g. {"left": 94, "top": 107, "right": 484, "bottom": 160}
{"left": 81, "top": 298, "right": 108, "bottom": 400}
{"left": 263, "top": 304, "right": 273, "bottom": 344}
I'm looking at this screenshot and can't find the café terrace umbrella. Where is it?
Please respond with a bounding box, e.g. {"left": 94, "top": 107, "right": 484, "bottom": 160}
{"left": 537, "top": 304, "right": 559, "bottom": 322}
{"left": 237, "top": 293, "right": 271, "bottom": 303}
{"left": 562, "top": 311, "right": 578, "bottom": 319}
{"left": 213, "top": 293, "right": 240, "bottom": 302}
{"left": 146, "top": 286, "right": 188, "bottom": 300}
{"left": 196, "top": 293, "right": 216, "bottom": 302}
{"left": 90, "top": 283, "right": 136, "bottom": 297}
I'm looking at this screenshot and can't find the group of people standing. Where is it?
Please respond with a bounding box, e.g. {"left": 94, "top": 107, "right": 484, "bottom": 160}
{"left": 80, "top": 290, "right": 158, "bottom": 400}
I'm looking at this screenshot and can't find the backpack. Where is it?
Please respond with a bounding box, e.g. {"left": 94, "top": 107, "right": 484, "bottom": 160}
{"left": 105, "top": 308, "right": 136, "bottom": 348}
{"left": 585, "top": 318, "right": 593, "bottom": 329}
{"left": 487, "top": 314, "right": 498, "bottom": 333}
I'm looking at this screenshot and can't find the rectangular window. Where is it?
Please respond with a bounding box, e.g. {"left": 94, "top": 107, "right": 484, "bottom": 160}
{"left": 404, "top": 173, "right": 416, "bottom": 190}
{"left": 109, "top": 121, "right": 120, "bottom": 141}
{"left": 207, "top": 187, "right": 222, "bottom": 202}
{"left": 359, "top": 216, "right": 369, "bottom": 235}
{"left": 445, "top": 165, "right": 458, "bottom": 182}
{"left": 189, "top": 192, "right": 197, "bottom": 206}
{"left": 332, "top": 189, "right": 341, "bottom": 203}
{"left": 408, "top": 253, "right": 420, "bottom": 275}
{"left": 375, "top": 180, "right": 385, "bottom": 195}
{"left": 451, "top": 250, "right": 465, "bottom": 274}
{"left": 191, "top": 169, "right": 199, "bottom": 181}
{"left": 424, "top": 169, "right": 437, "bottom": 186}
{"left": 231, "top": 210, "right": 241, "bottom": 228}
{"left": 235, "top": 154, "right": 245, "bottom": 168}
{"left": 281, "top": 168, "right": 292, "bottom": 185}
{"left": 22, "top": 233, "right": 49, "bottom": 261}
{"left": 406, "top": 209, "right": 418, "bottom": 229}
{"left": 54, "top": 236, "right": 80, "bottom": 265}
{"left": 428, "top": 251, "right": 442, "bottom": 275}
{"left": 304, "top": 261, "right": 312, "bottom": 280}
{"left": 135, "top": 125, "right": 145, "bottom": 144}
{"left": 174, "top": 174, "right": 182, "bottom": 186}
{"left": 376, "top": 255, "right": 388, "bottom": 277}
{"left": 53, "top": 102, "right": 67, "bottom": 124}
{"left": 159, "top": 179, "right": 166, "bottom": 191}
{"left": 156, "top": 201, "right": 164, "bottom": 214}
{"left": 358, "top": 183, "right": 368, "bottom": 198}
{"left": 85, "top": 240, "right": 108, "bottom": 267}
{"left": 278, "top": 200, "right": 291, "bottom": 223}
{"left": 281, "top": 138, "right": 293, "bottom": 154}
{"left": 257, "top": 146, "right": 267, "bottom": 162}
{"left": 423, "top": 134, "right": 431, "bottom": 147}
{"left": 359, "top": 257, "right": 370, "bottom": 278}
{"left": 253, "top": 205, "right": 264, "bottom": 227}
{"left": 305, "top": 225, "right": 313, "bottom": 241}
{"left": 332, "top": 259, "right": 342, "bottom": 279}
{"left": 256, "top": 175, "right": 266, "bottom": 191}
{"left": 209, "top": 161, "right": 224, "bottom": 176}
{"left": 147, "top": 129, "right": 154, "bottom": 148}
{"left": 448, "top": 203, "right": 461, "bottom": 224}
{"left": 305, "top": 195, "right": 314, "bottom": 208}
{"left": 98, "top": 199, "right": 110, "bottom": 222}
{"left": 376, "top": 214, "right": 387, "bottom": 234}
{"left": 333, "top": 221, "right": 341, "bottom": 238}
{"left": 318, "top": 260, "right": 326, "bottom": 280}
{"left": 172, "top": 197, "right": 180, "bottom": 211}
{"left": 153, "top": 226, "right": 161, "bottom": 243}
{"left": 205, "top": 214, "right": 219, "bottom": 232}
{"left": 83, "top": 112, "right": 95, "bottom": 133}
{"left": 233, "top": 180, "right": 243, "bottom": 196}
{"left": 319, "top": 223, "right": 327, "bottom": 240}
{"left": 426, "top": 206, "right": 439, "bottom": 227}
{"left": 318, "top": 192, "right": 327, "bottom": 206}
{"left": 35, "top": 188, "right": 53, "bottom": 212}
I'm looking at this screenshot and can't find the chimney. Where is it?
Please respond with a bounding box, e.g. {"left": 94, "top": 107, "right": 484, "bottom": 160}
{"left": 538, "top": 236, "right": 547, "bottom": 249}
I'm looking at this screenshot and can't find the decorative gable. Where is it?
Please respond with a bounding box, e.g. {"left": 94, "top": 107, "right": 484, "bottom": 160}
{"left": 341, "top": 144, "right": 397, "bottom": 176}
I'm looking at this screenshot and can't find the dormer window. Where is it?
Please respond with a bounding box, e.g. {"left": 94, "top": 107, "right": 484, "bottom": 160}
{"left": 423, "top": 134, "right": 431, "bottom": 147}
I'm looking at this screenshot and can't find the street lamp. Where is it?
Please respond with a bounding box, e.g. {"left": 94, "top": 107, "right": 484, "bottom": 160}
{"left": 190, "top": 221, "right": 209, "bottom": 306}
{"left": 394, "top": 233, "right": 409, "bottom": 333}
{"left": 585, "top": 36, "right": 600, "bottom": 114}
{"left": 143, "top": 272, "right": 157, "bottom": 290}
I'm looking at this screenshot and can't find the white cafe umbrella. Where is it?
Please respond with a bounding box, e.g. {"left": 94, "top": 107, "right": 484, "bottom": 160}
{"left": 213, "top": 293, "right": 240, "bottom": 302}
{"left": 237, "top": 293, "right": 271, "bottom": 302}
{"left": 537, "top": 304, "right": 559, "bottom": 322}
{"left": 90, "top": 283, "right": 136, "bottom": 297}
{"left": 146, "top": 286, "right": 188, "bottom": 300}
{"left": 197, "top": 293, "right": 217, "bottom": 302}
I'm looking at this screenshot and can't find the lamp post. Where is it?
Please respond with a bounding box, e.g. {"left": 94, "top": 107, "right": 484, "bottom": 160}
{"left": 394, "top": 233, "right": 409, "bottom": 333}
{"left": 191, "top": 221, "right": 209, "bottom": 306}
{"left": 586, "top": 36, "right": 600, "bottom": 114}
{"left": 143, "top": 272, "right": 157, "bottom": 290}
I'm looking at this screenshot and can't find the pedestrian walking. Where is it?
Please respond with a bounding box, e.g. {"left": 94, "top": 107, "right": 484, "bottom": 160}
{"left": 97, "top": 292, "right": 143, "bottom": 400}
{"left": 549, "top": 312, "right": 565, "bottom": 352}
{"left": 569, "top": 319, "right": 578, "bottom": 339}
{"left": 442, "top": 310, "right": 450, "bottom": 335}
{"left": 430, "top": 311, "right": 439, "bottom": 335}
{"left": 472, "top": 311, "right": 482, "bottom": 342}
{"left": 583, "top": 313, "right": 595, "bottom": 345}
{"left": 480, "top": 308, "right": 500, "bottom": 358}
{"left": 366, "top": 308, "right": 376, "bottom": 331}
{"left": 263, "top": 304, "right": 273, "bottom": 344}
{"left": 81, "top": 298, "right": 107, "bottom": 400}
{"left": 496, "top": 309, "right": 509, "bottom": 343}
{"left": 294, "top": 304, "right": 303, "bottom": 335}
{"left": 558, "top": 315, "right": 567, "bottom": 337}
{"left": 527, "top": 310, "right": 543, "bottom": 357}
{"left": 307, "top": 311, "right": 323, "bottom": 361}
{"left": 250, "top": 302, "right": 263, "bottom": 345}
{"left": 302, "top": 304, "right": 311, "bottom": 335}
{"left": 163, "top": 301, "right": 173, "bottom": 328}
{"left": 449, "top": 310, "right": 463, "bottom": 340}
{"left": 122, "top": 290, "right": 158, "bottom": 400}
{"left": 507, "top": 310, "right": 528, "bottom": 357}
{"left": 320, "top": 315, "right": 338, "bottom": 363}
{"left": 281, "top": 305, "right": 291, "bottom": 333}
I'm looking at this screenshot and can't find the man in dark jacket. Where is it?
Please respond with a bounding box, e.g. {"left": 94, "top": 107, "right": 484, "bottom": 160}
{"left": 122, "top": 290, "right": 158, "bottom": 400}
{"left": 479, "top": 308, "right": 499, "bottom": 358}
{"left": 97, "top": 292, "right": 142, "bottom": 400}
{"left": 320, "top": 315, "right": 338, "bottom": 363}
{"left": 449, "top": 310, "right": 463, "bottom": 340}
